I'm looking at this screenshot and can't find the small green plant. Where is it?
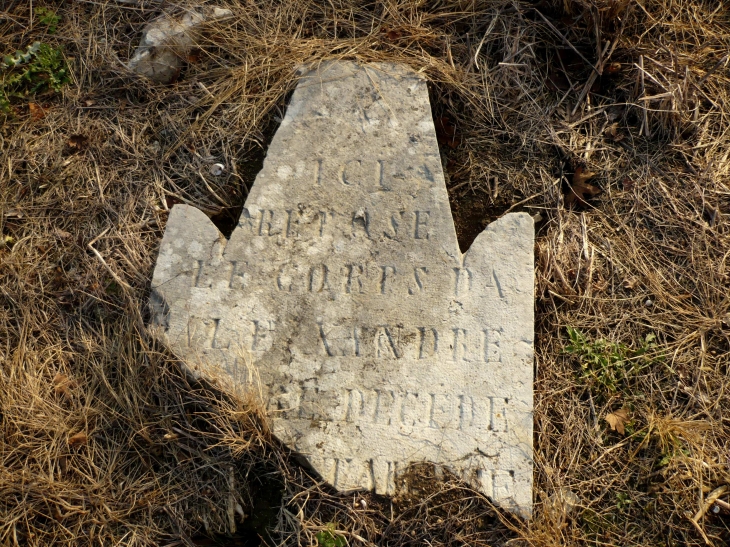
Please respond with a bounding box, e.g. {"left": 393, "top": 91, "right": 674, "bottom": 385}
{"left": 657, "top": 443, "right": 689, "bottom": 467}
{"left": 1, "top": 41, "right": 69, "bottom": 113}
{"left": 34, "top": 7, "right": 61, "bottom": 33}
{"left": 564, "top": 327, "right": 659, "bottom": 396}
{"left": 315, "top": 523, "right": 346, "bottom": 547}
{"left": 615, "top": 492, "right": 632, "bottom": 511}
{"left": 581, "top": 508, "right": 614, "bottom": 538}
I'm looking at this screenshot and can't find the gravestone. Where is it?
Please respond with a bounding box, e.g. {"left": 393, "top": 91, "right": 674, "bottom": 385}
{"left": 151, "top": 62, "right": 534, "bottom": 516}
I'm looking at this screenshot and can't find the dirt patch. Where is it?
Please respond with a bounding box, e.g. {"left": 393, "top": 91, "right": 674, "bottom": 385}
{"left": 450, "top": 190, "right": 516, "bottom": 251}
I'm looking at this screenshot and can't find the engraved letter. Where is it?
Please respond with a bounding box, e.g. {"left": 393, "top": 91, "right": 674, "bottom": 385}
{"left": 211, "top": 318, "right": 231, "bottom": 349}
{"left": 345, "top": 264, "right": 365, "bottom": 294}
{"left": 257, "top": 209, "right": 278, "bottom": 236}
{"left": 228, "top": 261, "right": 245, "bottom": 289}
{"left": 375, "top": 326, "right": 401, "bottom": 358}
{"left": 318, "top": 322, "right": 334, "bottom": 357}
{"left": 377, "top": 159, "right": 390, "bottom": 190}
{"left": 187, "top": 317, "right": 228, "bottom": 348}
{"left": 345, "top": 389, "right": 364, "bottom": 422}
{"left": 340, "top": 159, "right": 362, "bottom": 186}
{"left": 380, "top": 266, "right": 396, "bottom": 294}
{"left": 492, "top": 470, "right": 514, "bottom": 500}
{"left": 298, "top": 383, "right": 320, "bottom": 419}
{"left": 383, "top": 211, "right": 404, "bottom": 239}
{"left": 409, "top": 266, "right": 428, "bottom": 294}
{"left": 418, "top": 327, "right": 439, "bottom": 359}
{"left": 238, "top": 208, "right": 257, "bottom": 234}
{"left": 419, "top": 163, "right": 435, "bottom": 182}
{"left": 429, "top": 393, "right": 455, "bottom": 429}
{"left": 483, "top": 329, "right": 502, "bottom": 363}
{"left": 193, "top": 260, "right": 212, "bottom": 288}
{"left": 451, "top": 328, "right": 470, "bottom": 361}
{"left": 458, "top": 395, "right": 474, "bottom": 430}
{"left": 353, "top": 326, "right": 361, "bottom": 357}
{"left": 488, "top": 396, "right": 508, "bottom": 432}
{"left": 316, "top": 324, "right": 357, "bottom": 356}
{"left": 400, "top": 392, "right": 421, "bottom": 426}
{"left": 493, "top": 270, "right": 504, "bottom": 298}
{"left": 452, "top": 267, "right": 473, "bottom": 296}
{"left": 309, "top": 264, "right": 329, "bottom": 292}
{"left": 374, "top": 390, "right": 396, "bottom": 425}
{"left": 251, "top": 320, "right": 274, "bottom": 351}
{"left": 285, "top": 210, "right": 296, "bottom": 238}
{"left": 414, "top": 210, "right": 430, "bottom": 239}
{"left": 386, "top": 461, "right": 399, "bottom": 495}
{"left": 318, "top": 211, "right": 329, "bottom": 237}
{"left": 277, "top": 264, "right": 293, "bottom": 292}
{"left": 352, "top": 209, "right": 370, "bottom": 237}
{"left": 313, "top": 158, "right": 323, "bottom": 186}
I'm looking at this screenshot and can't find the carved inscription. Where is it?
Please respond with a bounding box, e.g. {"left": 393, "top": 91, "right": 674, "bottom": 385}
{"left": 268, "top": 384, "right": 511, "bottom": 433}
{"left": 239, "top": 207, "right": 434, "bottom": 241}
{"left": 316, "top": 323, "right": 502, "bottom": 362}
{"left": 185, "top": 317, "right": 276, "bottom": 353}
{"left": 240, "top": 157, "right": 439, "bottom": 240}
{"left": 343, "top": 389, "right": 509, "bottom": 431}
{"left": 191, "top": 260, "right": 505, "bottom": 299}
{"left": 310, "top": 456, "right": 402, "bottom": 494}
{"left": 151, "top": 63, "right": 534, "bottom": 515}
{"left": 309, "top": 455, "right": 517, "bottom": 500}
{"left": 288, "top": 158, "right": 434, "bottom": 191}
{"left": 185, "top": 313, "right": 504, "bottom": 363}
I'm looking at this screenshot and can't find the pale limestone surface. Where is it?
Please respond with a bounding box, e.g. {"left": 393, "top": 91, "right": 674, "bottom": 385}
{"left": 151, "top": 62, "right": 534, "bottom": 516}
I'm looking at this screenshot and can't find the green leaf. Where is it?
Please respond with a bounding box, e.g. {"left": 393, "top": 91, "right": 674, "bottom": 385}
{"left": 34, "top": 8, "right": 60, "bottom": 33}
{"left": 315, "top": 524, "right": 346, "bottom": 547}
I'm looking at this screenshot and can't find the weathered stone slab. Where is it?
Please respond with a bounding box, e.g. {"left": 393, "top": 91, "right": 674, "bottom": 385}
{"left": 151, "top": 62, "right": 534, "bottom": 516}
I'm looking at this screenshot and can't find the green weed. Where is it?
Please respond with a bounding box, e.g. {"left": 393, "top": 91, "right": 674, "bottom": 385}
{"left": 34, "top": 7, "right": 61, "bottom": 33}
{"left": 580, "top": 508, "right": 614, "bottom": 538}
{"left": 615, "top": 492, "right": 632, "bottom": 511}
{"left": 564, "top": 327, "right": 660, "bottom": 397}
{"left": 315, "top": 523, "right": 346, "bottom": 547}
{"left": 580, "top": 494, "right": 635, "bottom": 541}
{"left": 1, "top": 42, "right": 69, "bottom": 113}
{"left": 657, "top": 445, "right": 689, "bottom": 467}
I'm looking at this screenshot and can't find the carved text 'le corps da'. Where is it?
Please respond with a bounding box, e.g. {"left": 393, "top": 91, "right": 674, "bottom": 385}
{"left": 191, "top": 260, "right": 504, "bottom": 298}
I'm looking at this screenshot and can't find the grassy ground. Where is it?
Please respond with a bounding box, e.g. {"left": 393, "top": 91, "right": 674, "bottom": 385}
{"left": 2, "top": 0, "right": 730, "bottom": 545}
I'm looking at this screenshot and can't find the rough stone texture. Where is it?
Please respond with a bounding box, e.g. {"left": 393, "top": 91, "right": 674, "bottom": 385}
{"left": 151, "top": 62, "right": 534, "bottom": 516}
{"left": 128, "top": 7, "right": 232, "bottom": 83}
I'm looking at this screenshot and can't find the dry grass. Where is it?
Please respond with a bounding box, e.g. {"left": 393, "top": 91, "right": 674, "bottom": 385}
{"left": 2, "top": 0, "right": 730, "bottom": 545}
